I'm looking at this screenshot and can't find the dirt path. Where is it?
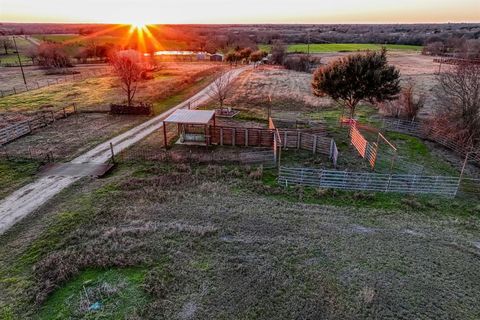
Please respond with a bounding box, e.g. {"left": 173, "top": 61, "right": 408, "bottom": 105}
{"left": 23, "top": 35, "right": 41, "bottom": 46}
{"left": 0, "top": 67, "right": 249, "bottom": 234}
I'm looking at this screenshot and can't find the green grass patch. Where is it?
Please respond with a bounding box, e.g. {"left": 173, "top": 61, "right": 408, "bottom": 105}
{"left": 306, "top": 104, "right": 379, "bottom": 129}
{"left": 0, "top": 160, "right": 40, "bottom": 199}
{"left": 261, "top": 169, "right": 479, "bottom": 218}
{"left": 377, "top": 132, "right": 459, "bottom": 176}
{"left": 260, "top": 43, "right": 422, "bottom": 53}
{"left": 39, "top": 268, "right": 149, "bottom": 320}
{"left": 18, "top": 183, "right": 117, "bottom": 267}
{"left": 152, "top": 72, "right": 219, "bottom": 115}
{"left": 0, "top": 54, "right": 30, "bottom": 65}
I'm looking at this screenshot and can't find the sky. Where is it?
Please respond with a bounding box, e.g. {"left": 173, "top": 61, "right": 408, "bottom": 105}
{"left": 1, "top": 0, "right": 479, "bottom": 24}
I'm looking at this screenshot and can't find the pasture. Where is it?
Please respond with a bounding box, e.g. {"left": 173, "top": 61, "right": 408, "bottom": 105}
{"left": 0, "top": 63, "right": 225, "bottom": 114}
{"left": 31, "top": 33, "right": 192, "bottom": 51}
{"left": 0, "top": 37, "right": 32, "bottom": 65}
{"left": 260, "top": 43, "right": 422, "bottom": 53}
{"left": 0, "top": 159, "right": 479, "bottom": 319}
{"left": 0, "top": 48, "right": 479, "bottom": 320}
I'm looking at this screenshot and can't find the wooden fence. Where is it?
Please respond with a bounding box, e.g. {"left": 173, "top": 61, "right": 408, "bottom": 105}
{"left": 210, "top": 126, "right": 275, "bottom": 148}
{"left": 278, "top": 130, "right": 339, "bottom": 167}
{"left": 0, "top": 105, "right": 76, "bottom": 145}
{"left": 278, "top": 167, "right": 461, "bottom": 198}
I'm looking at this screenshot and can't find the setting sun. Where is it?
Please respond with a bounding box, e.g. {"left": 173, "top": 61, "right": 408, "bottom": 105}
{"left": 131, "top": 22, "right": 147, "bottom": 30}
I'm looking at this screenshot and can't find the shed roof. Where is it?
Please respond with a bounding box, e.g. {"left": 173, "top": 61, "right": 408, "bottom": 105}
{"left": 164, "top": 109, "right": 215, "bottom": 125}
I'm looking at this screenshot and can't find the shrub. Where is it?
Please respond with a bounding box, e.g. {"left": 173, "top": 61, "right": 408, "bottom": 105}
{"left": 379, "top": 82, "right": 425, "bottom": 120}
{"left": 283, "top": 55, "right": 321, "bottom": 73}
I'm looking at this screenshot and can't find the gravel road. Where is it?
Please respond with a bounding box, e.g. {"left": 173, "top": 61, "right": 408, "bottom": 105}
{"left": 0, "top": 67, "right": 249, "bottom": 234}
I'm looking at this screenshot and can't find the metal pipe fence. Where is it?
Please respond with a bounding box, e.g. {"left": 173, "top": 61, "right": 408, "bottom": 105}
{"left": 278, "top": 166, "right": 461, "bottom": 198}
{"left": 380, "top": 117, "right": 480, "bottom": 166}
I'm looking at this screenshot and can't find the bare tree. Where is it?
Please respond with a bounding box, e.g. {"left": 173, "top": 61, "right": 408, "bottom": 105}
{"left": 250, "top": 50, "right": 267, "bottom": 68}
{"left": 37, "top": 42, "right": 72, "bottom": 69}
{"left": 24, "top": 45, "right": 39, "bottom": 64}
{"left": 379, "top": 82, "right": 425, "bottom": 120}
{"left": 270, "top": 40, "right": 287, "bottom": 65}
{"left": 207, "top": 71, "right": 233, "bottom": 111}
{"left": 433, "top": 62, "right": 480, "bottom": 148}
{"left": 110, "top": 53, "right": 143, "bottom": 106}
{"left": 0, "top": 37, "right": 13, "bottom": 55}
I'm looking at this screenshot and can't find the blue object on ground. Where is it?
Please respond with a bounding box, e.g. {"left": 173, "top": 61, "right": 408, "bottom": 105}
{"left": 88, "top": 301, "right": 102, "bottom": 311}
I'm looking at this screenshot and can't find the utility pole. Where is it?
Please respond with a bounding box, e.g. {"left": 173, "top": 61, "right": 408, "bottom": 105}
{"left": 307, "top": 30, "right": 311, "bottom": 56}
{"left": 12, "top": 36, "right": 28, "bottom": 89}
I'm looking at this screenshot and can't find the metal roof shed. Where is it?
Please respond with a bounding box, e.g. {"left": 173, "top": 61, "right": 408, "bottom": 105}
{"left": 162, "top": 109, "right": 216, "bottom": 147}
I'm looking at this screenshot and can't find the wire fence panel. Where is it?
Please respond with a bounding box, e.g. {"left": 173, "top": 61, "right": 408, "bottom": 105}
{"left": 381, "top": 118, "right": 425, "bottom": 137}
{"left": 0, "top": 105, "right": 77, "bottom": 145}
{"left": 118, "top": 146, "right": 276, "bottom": 167}
{"left": 0, "top": 121, "right": 31, "bottom": 145}
{"left": 278, "top": 167, "right": 460, "bottom": 197}
{"left": 0, "top": 68, "right": 111, "bottom": 99}
{"left": 380, "top": 117, "right": 480, "bottom": 166}
{"left": 350, "top": 125, "right": 368, "bottom": 158}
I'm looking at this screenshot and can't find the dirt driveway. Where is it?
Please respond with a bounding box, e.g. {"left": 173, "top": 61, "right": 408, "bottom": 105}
{"left": 0, "top": 67, "right": 250, "bottom": 235}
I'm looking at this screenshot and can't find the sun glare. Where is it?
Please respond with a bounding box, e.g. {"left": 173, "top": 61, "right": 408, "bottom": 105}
{"left": 132, "top": 22, "right": 146, "bottom": 29}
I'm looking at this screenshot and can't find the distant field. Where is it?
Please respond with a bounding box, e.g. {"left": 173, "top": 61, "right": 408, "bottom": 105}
{"left": 0, "top": 37, "right": 33, "bottom": 65}
{"left": 31, "top": 33, "right": 191, "bottom": 50}
{"left": 32, "top": 34, "right": 121, "bottom": 44}
{"left": 0, "top": 63, "right": 224, "bottom": 113}
{"left": 260, "top": 43, "right": 422, "bottom": 53}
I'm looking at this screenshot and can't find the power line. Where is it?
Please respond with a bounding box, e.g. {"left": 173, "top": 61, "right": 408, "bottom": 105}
{"left": 12, "top": 35, "right": 28, "bottom": 89}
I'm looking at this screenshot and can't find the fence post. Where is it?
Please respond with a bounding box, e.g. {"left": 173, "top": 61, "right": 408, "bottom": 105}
{"left": 232, "top": 128, "right": 236, "bottom": 146}
{"left": 110, "top": 142, "right": 115, "bottom": 164}
{"left": 312, "top": 135, "right": 317, "bottom": 154}
{"left": 297, "top": 131, "right": 301, "bottom": 150}
{"left": 284, "top": 132, "right": 287, "bottom": 150}
{"left": 2, "top": 145, "right": 9, "bottom": 161}
{"left": 329, "top": 139, "right": 334, "bottom": 159}
{"left": 245, "top": 129, "right": 248, "bottom": 147}
{"left": 411, "top": 175, "right": 417, "bottom": 194}
{"left": 220, "top": 127, "right": 224, "bottom": 146}
{"left": 13, "top": 87, "right": 16, "bottom": 94}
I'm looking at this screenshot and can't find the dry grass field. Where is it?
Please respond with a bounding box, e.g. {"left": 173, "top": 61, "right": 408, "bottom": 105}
{"left": 1, "top": 113, "right": 149, "bottom": 161}
{"left": 1, "top": 51, "right": 479, "bottom": 320}
{"left": 226, "top": 52, "right": 445, "bottom": 120}
{"left": 0, "top": 63, "right": 226, "bottom": 115}
{"left": 0, "top": 62, "right": 226, "bottom": 197}
{"left": 225, "top": 66, "right": 329, "bottom": 120}
{"left": 0, "top": 64, "right": 109, "bottom": 92}
{"left": 0, "top": 161, "right": 479, "bottom": 319}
